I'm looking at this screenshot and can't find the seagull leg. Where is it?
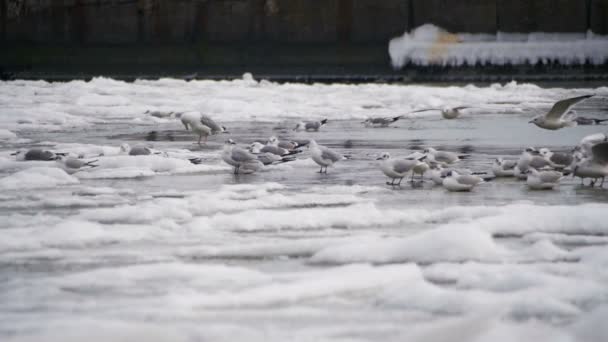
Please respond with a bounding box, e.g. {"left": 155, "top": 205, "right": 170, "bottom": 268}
{"left": 397, "top": 177, "right": 404, "bottom": 186}
{"left": 601, "top": 177, "right": 605, "bottom": 187}
{"left": 198, "top": 134, "right": 202, "bottom": 146}
{"left": 318, "top": 166, "right": 323, "bottom": 173}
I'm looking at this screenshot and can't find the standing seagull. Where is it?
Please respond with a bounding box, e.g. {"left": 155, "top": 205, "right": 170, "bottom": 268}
{"left": 362, "top": 116, "right": 403, "bottom": 127}
{"left": 294, "top": 119, "right": 328, "bottom": 132}
{"left": 377, "top": 152, "right": 419, "bottom": 186}
{"left": 222, "top": 139, "right": 263, "bottom": 174}
{"left": 529, "top": 95, "right": 594, "bottom": 130}
{"left": 309, "top": 140, "right": 343, "bottom": 173}
{"left": 181, "top": 112, "right": 227, "bottom": 145}
{"left": 572, "top": 142, "right": 608, "bottom": 187}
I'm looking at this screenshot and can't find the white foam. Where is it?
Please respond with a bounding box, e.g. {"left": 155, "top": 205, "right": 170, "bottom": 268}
{"left": 0, "top": 129, "right": 17, "bottom": 140}
{"left": 0, "top": 166, "right": 79, "bottom": 190}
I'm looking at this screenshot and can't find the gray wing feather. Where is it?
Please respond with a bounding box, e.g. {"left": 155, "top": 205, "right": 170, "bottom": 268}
{"left": 393, "top": 160, "right": 415, "bottom": 173}
{"left": 321, "top": 147, "right": 342, "bottom": 162}
{"left": 457, "top": 175, "right": 482, "bottom": 185}
{"left": 453, "top": 106, "right": 469, "bottom": 111}
{"left": 550, "top": 153, "right": 573, "bottom": 166}
{"left": 502, "top": 160, "right": 517, "bottom": 170}
{"left": 592, "top": 142, "right": 608, "bottom": 164}
{"left": 305, "top": 122, "right": 321, "bottom": 130}
{"left": 545, "top": 95, "right": 593, "bottom": 120}
{"left": 231, "top": 147, "right": 256, "bottom": 162}
{"left": 200, "top": 115, "right": 223, "bottom": 133}
{"left": 539, "top": 171, "right": 562, "bottom": 183}
{"left": 65, "top": 158, "right": 85, "bottom": 168}
{"left": 529, "top": 156, "right": 550, "bottom": 169}
{"left": 261, "top": 145, "right": 284, "bottom": 155}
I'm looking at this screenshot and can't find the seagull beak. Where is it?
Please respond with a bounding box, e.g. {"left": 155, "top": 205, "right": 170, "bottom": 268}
{"left": 376, "top": 157, "right": 383, "bottom": 160}
{"left": 528, "top": 120, "right": 534, "bottom": 123}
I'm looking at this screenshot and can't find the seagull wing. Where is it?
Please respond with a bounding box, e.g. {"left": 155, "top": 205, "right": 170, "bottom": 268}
{"left": 321, "top": 146, "right": 342, "bottom": 162}
{"left": 393, "top": 159, "right": 415, "bottom": 173}
{"left": 545, "top": 95, "right": 593, "bottom": 120}
{"left": 231, "top": 147, "right": 256, "bottom": 163}
{"left": 200, "top": 114, "right": 223, "bottom": 133}
{"left": 591, "top": 142, "right": 608, "bottom": 164}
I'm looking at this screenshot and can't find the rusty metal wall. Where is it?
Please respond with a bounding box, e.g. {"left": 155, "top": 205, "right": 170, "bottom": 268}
{"left": 2, "top": 0, "right": 604, "bottom": 44}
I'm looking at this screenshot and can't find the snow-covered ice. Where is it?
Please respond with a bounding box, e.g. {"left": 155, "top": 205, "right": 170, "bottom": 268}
{"left": 1, "top": 77, "right": 608, "bottom": 341}
{"left": 389, "top": 24, "right": 608, "bottom": 67}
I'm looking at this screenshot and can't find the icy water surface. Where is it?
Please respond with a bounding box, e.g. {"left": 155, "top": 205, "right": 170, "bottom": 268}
{"left": 1, "top": 78, "right": 608, "bottom": 341}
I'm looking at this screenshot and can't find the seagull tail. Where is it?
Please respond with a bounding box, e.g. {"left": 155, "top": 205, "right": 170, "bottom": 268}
{"left": 458, "top": 155, "right": 471, "bottom": 160}
{"left": 594, "top": 118, "right": 608, "bottom": 124}
{"left": 279, "top": 156, "right": 297, "bottom": 163}
{"left": 286, "top": 149, "right": 303, "bottom": 155}
{"left": 320, "top": 119, "right": 328, "bottom": 125}
{"left": 392, "top": 116, "right": 403, "bottom": 122}
{"left": 84, "top": 160, "right": 99, "bottom": 168}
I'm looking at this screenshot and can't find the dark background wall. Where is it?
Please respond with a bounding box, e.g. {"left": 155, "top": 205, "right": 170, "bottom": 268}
{"left": 1, "top": 0, "right": 607, "bottom": 79}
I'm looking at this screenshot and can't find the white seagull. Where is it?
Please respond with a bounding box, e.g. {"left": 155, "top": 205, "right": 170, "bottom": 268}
{"left": 309, "top": 140, "right": 343, "bottom": 173}
{"left": 529, "top": 95, "right": 593, "bottom": 130}
{"left": 181, "top": 112, "right": 227, "bottom": 145}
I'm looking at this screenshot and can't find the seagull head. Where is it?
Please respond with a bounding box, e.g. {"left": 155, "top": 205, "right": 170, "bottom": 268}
{"left": 225, "top": 139, "right": 236, "bottom": 145}
{"left": 538, "top": 148, "right": 551, "bottom": 157}
{"left": 377, "top": 152, "right": 390, "bottom": 160}
{"left": 529, "top": 117, "right": 542, "bottom": 125}
{"left": 267, "top": 136, "right": 279, "bottom": 145}
{"left": 293, "top": 122, "right": 305, "bottom": 131}
{"left": 119, "top": 143, "right": 131, "bottom": 153}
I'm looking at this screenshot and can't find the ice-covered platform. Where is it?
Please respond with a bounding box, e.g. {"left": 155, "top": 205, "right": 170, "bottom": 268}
{"left": 390, "top": 24, "right": 608, "bottom": 68}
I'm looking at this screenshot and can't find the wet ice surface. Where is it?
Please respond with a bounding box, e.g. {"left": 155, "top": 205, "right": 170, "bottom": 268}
{"left": 1, "top": 79, "right": 608, "bottom": 341}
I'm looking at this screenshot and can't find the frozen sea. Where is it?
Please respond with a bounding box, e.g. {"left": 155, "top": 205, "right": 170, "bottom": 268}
{"left": 1, "top": 77, "right": 608, "bottom": 341}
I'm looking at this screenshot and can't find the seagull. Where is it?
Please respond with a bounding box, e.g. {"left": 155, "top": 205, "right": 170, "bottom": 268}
{"left": 377, "top": 152, "right": 420, "bottom": 186}
{"left": 120, "top": 143, "right": 152, "bottom": 156}
{"left": 442, "top": 171, "right": 484, "bottom": 192}
{"left": 430, "top": 165, "right": 481, "bottom": 185}
{"left": 145, "top": 110, "right": 175, "bottom": 118}
{"left": 423, "top": 147, "right": 466, "bottom": 165}
{"left": 181, "top": 112, "right": 227, "bottom": 145}
{"left": 11, "top": 148, "right": 59, "bottom": 161}
{"left": 578, "top": 133, "right": 608, "bottom": 157}
{"left": 538, "top": 148, "right": 573, "bottom": 169}
{"left": 526, "top": 168, "right": 563, "bottom": 190}
{"left": 492, "top": 158, "right": 517, "bottom": 177}
{"left": 222, "top": 139, "right": 263, "bottom": 174}
{"left": 309, "top": 140, "right": 343, "bottom": 173}
{"left": 56, "top": 156, "right": 98, "bottom": 174}
{"left": 255, "top": 152, "right": 296, "bottom": 165}
{"left": 293, "top": 119, "right": 328, "bottom": 132}
{"left": 514, "top": 147, "right": 553, "bottom": 179}
{"left": 410, "top": 106, "right": 469, "bottom": 119}
{"left": 250, "top": 142, "right": 299, "bottom": 156}
{"left": 362, "top": 116, "right": 403, "bottom": 127}
{"left": 572, "top": 142, "right": 608, "bottom": 187}
{"left": 529, "top": 95, "right": 594, "bottom": 130}
{"left": 574, "top": 117, "right": 608, "bottom": 125}
{"left": 411, "top": 160, "right": 429, "bottom": 181}
{"left": 267, "top": 136, "right": 307, "bottom": 151}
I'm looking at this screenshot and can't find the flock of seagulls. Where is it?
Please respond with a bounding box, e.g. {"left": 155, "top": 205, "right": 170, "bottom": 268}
{"left": 9, "top": 94, "right": 608, "bottom": 192}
